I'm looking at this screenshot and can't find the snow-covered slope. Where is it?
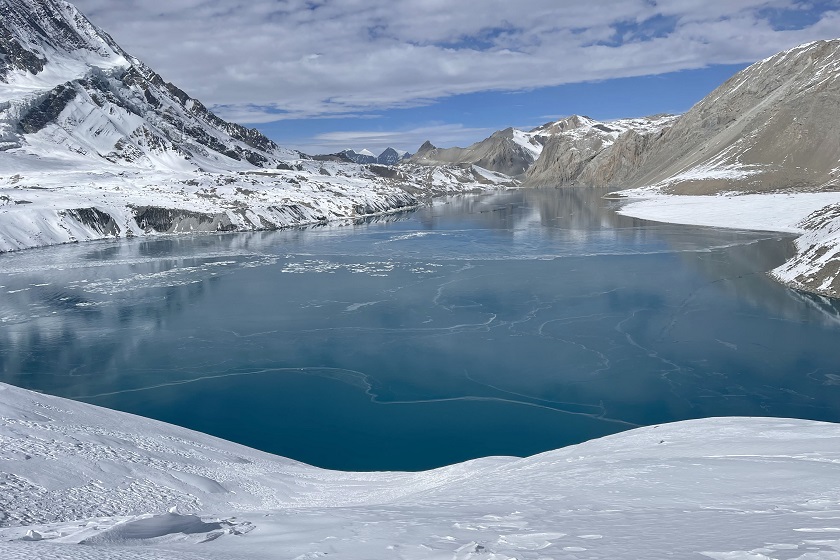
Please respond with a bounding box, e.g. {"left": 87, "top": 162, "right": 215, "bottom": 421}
{"left": 0, "top": 0, "right": 513, "bottom": 254}
{"left": 772, "top": 203, "right": 840, "bottom": 296}
{"left": 2, "top": 381, "right": 840, "bottom": 559}
{"left": 0, "top": 155, "right": 517, "bottom": 252}
{"left": 0, "top": 0, "right": 299, "bottom": 171}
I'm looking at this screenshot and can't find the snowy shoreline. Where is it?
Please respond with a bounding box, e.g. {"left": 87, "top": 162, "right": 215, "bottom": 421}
{"left": 615, "top": 190, "right": 840, "bottom": 298}
{"left": 0, "top": 159, "right": 516, "bottom": 254}
{"left": 2, "top": 381, "right": 840, "bottom": 559}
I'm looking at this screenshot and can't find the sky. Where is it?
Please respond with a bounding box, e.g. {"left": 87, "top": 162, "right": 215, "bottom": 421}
{"left": 70, "top": 0, "right": 840, "bottom": 155}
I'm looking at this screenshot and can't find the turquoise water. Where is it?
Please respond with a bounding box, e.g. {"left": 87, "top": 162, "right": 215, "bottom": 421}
{"left": 2, "top": 188, "right": 839, "bottom": 470}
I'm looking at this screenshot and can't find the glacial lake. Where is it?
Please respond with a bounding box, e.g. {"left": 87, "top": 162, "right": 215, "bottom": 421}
{"left": 2, "top": 188, "right": 840, "bottom": 471}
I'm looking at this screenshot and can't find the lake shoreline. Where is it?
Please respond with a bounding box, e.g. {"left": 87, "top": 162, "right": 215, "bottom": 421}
{"left": 614, "top": 189, "right": 840, "bottom": 299}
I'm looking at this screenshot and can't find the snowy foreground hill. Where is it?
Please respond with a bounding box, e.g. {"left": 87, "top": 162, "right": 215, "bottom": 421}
{"left": 2, "top": 382, "right": 840, "bottom": 559}
{"left": 0, "top": 0, "right": 514, "bottom": 253}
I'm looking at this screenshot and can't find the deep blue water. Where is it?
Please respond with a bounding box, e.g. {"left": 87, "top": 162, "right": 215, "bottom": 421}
{"left": 2, "top": 188, "right": 840, "bottom": 471}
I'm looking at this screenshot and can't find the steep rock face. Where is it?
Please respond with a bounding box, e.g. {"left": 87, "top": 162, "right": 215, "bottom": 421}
{"left": 410, "top": 127, "right": 542, "bottom": 177}
{"left": 624, "top": 40, "right": 840, "bottom": 194}
{"left": 0, "top": 0, "right": 125, "bottom": 81}
{"left": 376, "top": 147, "right": 410, "bottom": 165}
{"left": 0, "top": 0, "right": 297, "bottom": 171}
{"left": 523, "top": 115, "right": 677, "bottom": 187}
{"left": 341, "top": 149, "right": 377, "bottom": 164}
{"left": 579, "top": 128, "right": 669, "bottom": 187}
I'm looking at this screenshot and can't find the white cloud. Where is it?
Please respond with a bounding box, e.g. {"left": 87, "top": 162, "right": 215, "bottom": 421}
{"left": 70, "top": 0, "right": 840, "bottom": 122}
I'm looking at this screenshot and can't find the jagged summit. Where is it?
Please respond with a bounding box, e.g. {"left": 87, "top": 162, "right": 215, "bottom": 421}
{"left": 0, "top": 0, "right": 298, "bottom": 172}
{"left": 415, "top": 140, "right": 436, "bottom": 154}
{"left": 333, "top": 147, "right": 411, "bottom": 165}
{"left": 377, "top": 146, "right": 410, "bottom": 165}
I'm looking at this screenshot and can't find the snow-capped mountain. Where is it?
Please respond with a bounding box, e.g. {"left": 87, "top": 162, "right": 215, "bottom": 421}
{"left": 0, "top": 0, "right": 299, "bottom": 171}
{"left": 340, "top": 148, "right": 377, "bottom": 164}
{"left": 524, "top": 114, "right": 678, "bottom": 186}
{"left": 337, "top": 147, "right": 411, "bottom": 165}
{"left": 376, "top": 146, "right": 411, "bottom": 165}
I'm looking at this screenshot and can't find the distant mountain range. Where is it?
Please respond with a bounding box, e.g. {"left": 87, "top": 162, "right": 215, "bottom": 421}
{"left": 409, "top": 115, "right": 678, "bottom": 182}
{"left": 314, "top": 147, "right": 412, "bottom": 166}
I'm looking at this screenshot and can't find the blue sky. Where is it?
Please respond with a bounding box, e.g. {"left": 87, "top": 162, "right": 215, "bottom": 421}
{"left": 258, "top": 63, "right": 750, "bottom": 154}
{"left": 72, "top": 0, "right": 840, "bottom": 154}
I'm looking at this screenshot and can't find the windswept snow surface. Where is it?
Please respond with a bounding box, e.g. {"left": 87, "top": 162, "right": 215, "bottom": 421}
{"left": 2, "top": 383, "right": 840, "bottom": 559}
{"left": 615, "top": 190, "right": 840, "bottom": 297}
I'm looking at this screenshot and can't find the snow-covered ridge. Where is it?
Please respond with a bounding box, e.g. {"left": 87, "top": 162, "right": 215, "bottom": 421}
{"left": 523, "top": 114, "right": 679, "bottom": 188}
{"left": 527, "top": 113, "right": 679, "bottom": 150}
{"left": 2, "top": 381, "right": 840, "bottom": 559}
{"left": 771, "top": 203, "right": 840, "bottom": 297}
{"left": 331, "top": 147, "right": 412, "bottom": 165}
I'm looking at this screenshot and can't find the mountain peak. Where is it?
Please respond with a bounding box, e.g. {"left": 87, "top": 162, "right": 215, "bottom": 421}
{"left": 416, "top": 140, "right": 437, "bottom": 154}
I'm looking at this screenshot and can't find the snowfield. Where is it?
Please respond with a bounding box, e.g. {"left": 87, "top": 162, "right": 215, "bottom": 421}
{"left": 2, "top": 382, "right": 840, "bottom": 559}
{"left": 615, "top": 189, "right": 840, "bottom": 298}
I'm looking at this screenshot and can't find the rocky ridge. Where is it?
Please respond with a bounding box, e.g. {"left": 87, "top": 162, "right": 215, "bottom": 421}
{"left": 409, "top": 115, "right": 678, "bottom": 182}
{"left": 332, "top": 147, "right": 412, "bottom": 166}
{"left": 410, "top": 126, "right": 544, "bottom": 177}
